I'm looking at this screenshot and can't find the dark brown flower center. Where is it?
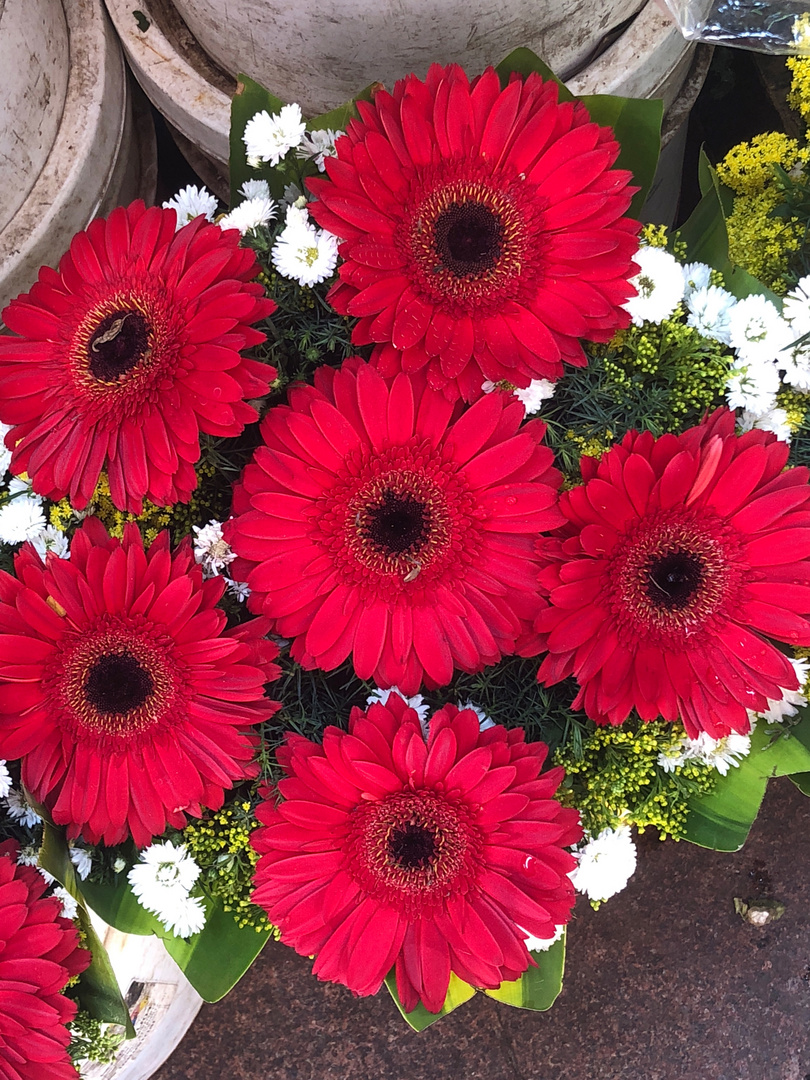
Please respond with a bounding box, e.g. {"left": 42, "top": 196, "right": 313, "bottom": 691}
{"left": 88, "top": 310, "right": 151, "bottom": 381}
{"left": 363, "top": 489, "right": 429, "bottom": 556}
{"left": 388, "top": 821, "right": 437, "bottom": 870}
{"left": 434, "top": 201, "right": 503, "bottom": 277}
{"left": 646, "top": 551, "right": 704, "bottom": 610}
{"left": 83, "top": 651, "right": 155, "bottom": 714}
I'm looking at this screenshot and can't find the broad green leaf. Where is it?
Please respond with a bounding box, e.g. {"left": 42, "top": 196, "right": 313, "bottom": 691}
{"left": 308, "top": 84, "right": 379, "bottom": 134}
{"left": 384, "top": 970, "right": 476, "bottom": 1031}
{"left": 161, "top": 900, "right": 272, "bottom": 1003}
{"left": 790, "top": 771, "right": 810, "bottom": 796}
{"left": 580, "top": 96, "right": 662, "bottom": 217}
{"left": 82, "top": 876, "right": 272, "bottom": 1003}
{"left": 684, "top": 717, "right": 810, "bottom": 851}
{"left": 494, "top": 49, "right": 574, "bottom": 101}
{"left": 484, "top": 933, "right": 565, "bottom": 1010}
{"left": 38, "top": 825, "right": 135, "bottom": 1035}
{"left": 676, "top": 151, "right": 779, "bottom": 304}
{"left": 230, "top": 74, "right": 287, "bottom": 204}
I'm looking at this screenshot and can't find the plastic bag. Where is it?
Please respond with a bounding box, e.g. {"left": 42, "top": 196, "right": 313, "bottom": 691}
{"left": 660, "top": 0, "right": 810, "bottom": 53}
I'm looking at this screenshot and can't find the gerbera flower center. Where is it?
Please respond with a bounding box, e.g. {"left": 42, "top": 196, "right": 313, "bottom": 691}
{"left": 434, "top": 201, "right": 503, "bottom": 277}
{"left": 344, "top": 790, "right": 481, "bottom": 916}
{"left": 88, "top": 310, "right": 151, "bottom": 381}
{"left": 388, "top": 820, "right": 438, "bottom": 870}
{"left": 646, "top": 551, "right": 704, "bottom": 610}
{"left": 44, "top": 615, "right": 187, "bottom": 745}
{"left": 83, "top": 651, "right": 155, "bottom": 714}
{"left": 400, "top": 165, "right": 546, "bottom": 316}
{"left": 363, "top": 489, "right": 429, "bottom": 555}
{"left": 608, "top": 510, "right": 745, "bottom": 643}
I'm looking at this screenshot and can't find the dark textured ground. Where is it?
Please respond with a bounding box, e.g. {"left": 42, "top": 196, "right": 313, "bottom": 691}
{"left": 155, "top": 777, "right": 810, "bottom": 1080}
{"left": 150, "top": 46, "right": 810, "bottom": 1080}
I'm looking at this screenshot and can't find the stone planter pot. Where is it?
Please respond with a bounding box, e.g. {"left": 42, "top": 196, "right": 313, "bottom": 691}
{"left": 170, "top": 0, "right": 644, "bottom": 115}
{"left": 80, "top": 912, "right": 203, "bottom": 1080}
{"left": 0, "top": 0, "right": 157, "bottom": 313}
{"left": 103, "top": 0, "right": 703, "bottom": 218}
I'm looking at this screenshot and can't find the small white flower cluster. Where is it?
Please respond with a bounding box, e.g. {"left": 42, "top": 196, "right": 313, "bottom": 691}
{"left": 271, "top": 204, "right": 339, "bottom": 287}
{"left": 162, "top": 184, "right": 219, "bottom": 229}
{"left": 4, "top": 787, "right": 42, "bottom": 828}
{"left": 244, "top": 103, "right": 307, "bottom": 168}
{"left": 219, "top": 180, "right": 278, "bottom": 237}
{"left": 128, "top": 840, "right": 207, "bottom": 939}
{"left": 522, "top": 923, "right": 565, "bottom": 952}
{"left": 481, "top": 378, "right": 556, "bottom": 414}
{"left": 191, "top": 518, "right": 250, "bottom": 599}
{"left": 15, "top": 842, "right": 91, "bottom": 919}
{"left": 749, "top": 656, "right": 809, "bottom": 725}
{"left": 0, "top": 761, "right": 10, "bottom": 800}
{"left": 658, "top": 730, "right": 752, "bottom": 776}
{"left": 0, "top": 465, "right": 70, "bottom": 558}
{"left": 570, "top": 825, "right": 637, "bottom": 903}
{"left": 621, "top": 247, "right": 810, "bottom": 443}
{"left": 366, "top": 689, "right": 496, "bottom": 741}
{"left": 295, "top": 128, "right": 339, "bottom": 171}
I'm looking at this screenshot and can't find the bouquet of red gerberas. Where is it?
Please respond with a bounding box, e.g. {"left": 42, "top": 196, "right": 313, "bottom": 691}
{"left": 1, "top": 49, "right": 810, "bottom": 1072}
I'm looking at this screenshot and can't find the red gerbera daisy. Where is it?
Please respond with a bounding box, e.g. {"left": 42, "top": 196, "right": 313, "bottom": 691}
{"left": 227, "top": 357, "right": 564, "bottom": 693}
{"left": 530, "top": 408, "right": 810, "bottom": 739}
{"left": 0, "top": 839, "right": 90, "bottom": 1080}
{"left": 307, "top": 63, "right": 640, "bottom": 402}
{"left": 0, "top": 201, "right": 276, "bottom": 514}
{"left": 252, "top": 694, "right": 581, "bottom": 1012}
{"left": 0, "top": 518, "right": 281, "bottom": 847}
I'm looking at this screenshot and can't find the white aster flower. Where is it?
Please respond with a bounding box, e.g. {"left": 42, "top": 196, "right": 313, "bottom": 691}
{"left": 779, "top": 346, "right": 810, "bottom": 391}
{"left": 682, "top": 261, "right": 713, "bottom": 297}
{"left": 685, "top": 284, "right": 736, "bottom": 344}
{"left": 29, "top": 525, "right": 71, "bottom": 561}
{"left": 728, "top": 295, "right": 793, "bottom": 365}
{"left": 0, "top": 761, "right": 10, "bottom": 799}
{"left": 271, "top": 210, "right": 339, "bottom": 287}
{"left": 0, "top": 496, "right": 46, "bottom": 545}
{"left": 157, "top": 894, "right": 207, "bottom": 939}
{"left": 128, "top": 841, "right": 202, "bottom": 914}
{"left": 623, "top": 247, "right": 685, "bottom": 326}
{"left": 8, "top": 475, "right": 42, "bottom": 504}
{"left": 738, "top": 406, "right": 791, "bottom": 443}
{"left": 192, "top": 519, "right": 236, "bottom": 576}
{"left": 239, "top": 179, "right": 271, "bottom": 201}
{"left": 457, "top": 699, "right": 495, "bottom": 731}
{"left": 514, "top": 379, "right": 556, "bottom": 414}
{"left": 219, "top": 196, "right": 278, "bottom": 236}
{"left": 296, "top": 128, "right": 339, "bottom": 171}
{"left": 243, "top": 104, "right": 306, "bottom": 167}
{"left": 656, "top": 735, "right": 690, "bottom": 773}
{"left": 53, "top": 886, "right": 79, "bottom": 921}
{"left": 684, "top": 731, "right": 752, "bottom": 776}
{"left": 570, "top": 825, "right": 637, "bottom": 902}
{"left": 162, "top": 184, "right": 218, "bottom": 229}
{"left": 748, "top": 656, "right": 809, "bottom": 725}
{"left": 725, "top": 359, "right": 780, "bottom": 415}
{"left": 0, "top": 424, "right": 12, "bottom": 478}
{"left": 522, "top": 924, "right": 564, "bottom": 952}
{"left": 70, "top": 846, "right": 92, "bottom": 881}
{"left": 5, "top": 788, "right": 42, "bottom": 828}
{"left": 225, "top": 577, "right": 251, "bottom": 603}
{"left": 783, "top": 274, "right": 810, "bottom": 338}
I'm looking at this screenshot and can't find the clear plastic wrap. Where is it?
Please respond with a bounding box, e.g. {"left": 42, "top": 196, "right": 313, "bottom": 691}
{"left": 660, "top": 0, "right": 810, "bottom": 53}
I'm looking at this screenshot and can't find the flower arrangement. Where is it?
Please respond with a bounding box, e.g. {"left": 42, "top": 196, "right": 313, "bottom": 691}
{"left": 3, "top": 47, "right": 810, "bottom": 1073}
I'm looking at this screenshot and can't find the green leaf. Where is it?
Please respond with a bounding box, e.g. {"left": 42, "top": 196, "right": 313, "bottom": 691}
{"left": 81, "top": 876, "right": 272, "bottom": 1003}
{"left": 308, "top": 84, "right": 379, "bottom": 134}
{"left": 160, "top": 900, "right": 272, "bottom": 1003}
{"left": 580, "top": 95, "right": 662, "bottom": 217}
{"left": 230, "top": 74, "right": 287, "bottom": 205}
{"left": 384, "top": 970, "right": 476, "bottom": 1031}
{"left": 790, "top": 771, "right": 810, "bottom": 796}
{"left": 483, "top": 933, "right": 566, "bottom": 1010}
{"left": 684, "top": 716, "right": 810, "bottom": 851}
{"left": 675, "top": 151, "right": 780, "bottom": 305}
{"left": 494, "top": 49, "right": 574, "bottom": 101}
{"left": 38, "top": 825, "right": 135, "bottom": 1035}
